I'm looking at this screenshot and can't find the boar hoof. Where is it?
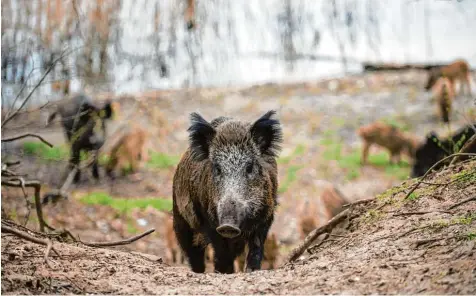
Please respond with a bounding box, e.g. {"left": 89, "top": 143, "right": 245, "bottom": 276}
{"left": 216, "top": 224, "right": 241, "bottom": 238}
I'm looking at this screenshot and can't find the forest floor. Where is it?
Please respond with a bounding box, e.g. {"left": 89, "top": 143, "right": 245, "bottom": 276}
{"left": 2, "top": 70, "right": 476, "bottom": 294}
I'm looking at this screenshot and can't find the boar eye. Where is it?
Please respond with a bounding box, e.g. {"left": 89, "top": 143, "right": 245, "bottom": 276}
{"left": 246, "top": 162, "right": 254, "bottom": 175}
{"left": 213, "top": 163, "right": 222, "bottom": 176}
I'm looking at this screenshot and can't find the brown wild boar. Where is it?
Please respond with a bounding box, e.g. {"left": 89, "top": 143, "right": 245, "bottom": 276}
{"left": 299, "top": 183, "right": 349, "bottom": 239}
{"left": 431, "top": 77, "right": 454, "bottom": 124}
{"left": 357, "top": 122, "right": 418, "bottom": 165}
{"left": 235, "top": 232, "right": 280, "bottom": 271}
{"left": 106, "top": 125, "right": 149, "bottom": 178}
{"left": 173, "top": 111, "right": 282, "bottom": 273}
{"left": 164, "top": 215, "right": 184, "bottom": 264}
{"left": 425, "top": 59, "right": 471, "bottom": 96}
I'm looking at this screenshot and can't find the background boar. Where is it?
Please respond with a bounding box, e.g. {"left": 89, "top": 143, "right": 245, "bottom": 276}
{"left": 106, "top": 125, "right": 149, "bottom": 178}
{"left": 425, "top": 59, "right": 471, "bottom": 96}
{"left": 358, "top": 122, "right": 418, "bottom": 165}
{"left": 46, "top": 93, "right": 117, "bottom": 183}
{"left": 431, "top": 77, "right": 454, "bottom": 123}
{"left": 298, "top": 183, "right": 349, "bottom": 239}
{"left": 411, "top": 124, "right": 476, "bottom": 177}
{"left": 173, "top": 111, "right": 282, "bottom": 273}
{"left": 164, "top": 214, "right": 184, "bottom": 264}
{"left": 235, "top": 232, "right": 280, "bottom": 272}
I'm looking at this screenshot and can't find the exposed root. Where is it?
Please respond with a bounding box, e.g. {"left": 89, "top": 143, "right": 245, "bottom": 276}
{"left": 1, "top": 224, "right": 59, "bottom": 268}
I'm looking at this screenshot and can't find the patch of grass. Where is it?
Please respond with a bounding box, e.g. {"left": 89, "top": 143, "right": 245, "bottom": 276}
{"left": 465, "top": 232, "right": 476, "bottom": 241}
{"left": 362, "top": 209, "right": 383, "bottom": 224}
{"left": 385, "top": 164, "right": 410, "bottom": 180}
{"left": 451, "top": 168, "right": 476, "bottom": 186}
{"left": 146, "top": 152, "right": 180, "bottom": 169}
{"left": 23, "top": 142, "right": 69, "bottom": 161}
{"left": 278, "top": 165, "right": 303, "bottom": 194}
{"left": 79, "top": 192, "right": 172, "bottom": 213}
{"left": 407, "top": 192, "right": 420, "bottom": 201}
{"left": 376, "top": 185, "right": 406, "bottom": 201}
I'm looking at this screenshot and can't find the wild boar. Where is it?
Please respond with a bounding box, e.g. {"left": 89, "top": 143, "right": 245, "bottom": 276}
{"left": 106, "top": 125, "right": 149, "bottom": 178}
{"left": 358, "top": 122, "right": 418, "bottom": 165}
{"left": 172, "top": 111, "right": 282, "bottom": 273}
{"left": 425, "top": 59, "right": 471, "bottom": 96}
{"left": 411, "top": 124, "right": 476, "bottom": 178}
{"left": 431, "top": 77, "right": 454, "bottom": 124}
{"left": 299, "top": 183, "right": 349, "bottom": 239}
{"left": 46, "top": 93, "right": 118, "bottom": 183}
{"left": 164, "top": 214, "right": 184, "bottom": 264}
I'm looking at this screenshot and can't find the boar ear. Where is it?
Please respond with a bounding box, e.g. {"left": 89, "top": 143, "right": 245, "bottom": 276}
{"left": 188, "top": 112, "right": 216, "bottom": 161}
{"left": 101, "top": 101, "right": 114, "bottom": 119}
{"left": 250, "top": 110, "right": 283, "bottom": 157}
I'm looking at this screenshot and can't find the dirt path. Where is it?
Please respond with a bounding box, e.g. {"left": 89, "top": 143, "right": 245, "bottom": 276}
{"left": 2, "top": 161, "right": 475, "bottom": 294}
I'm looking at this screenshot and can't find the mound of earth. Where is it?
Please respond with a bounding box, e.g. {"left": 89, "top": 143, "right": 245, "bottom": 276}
{"left": 2, "top": 160, "right": 475, "bottom": 295}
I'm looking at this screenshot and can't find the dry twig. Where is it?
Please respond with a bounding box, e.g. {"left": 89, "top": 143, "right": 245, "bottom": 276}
{"left": 286, "top": 198, "right": 373, "bottom": 263}
{"left": 447, "top": 196, "right": 476, "bottom": 210}
{"left": 81, "top": 228, "right": 155, "bottom": 247}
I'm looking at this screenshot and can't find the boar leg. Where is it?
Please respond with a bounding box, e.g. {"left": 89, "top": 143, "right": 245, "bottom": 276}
{"left": 245, "top": 232, "right": 267, "bottom": 272}
{"left": 91, "top": 152, "right": 100, "bottom": 180}
{"left": 361, "top": 142, "right": 370, "bottom": 165}
{"left": 69, "top": 146, "right": 82, "bottom": 183}
{"left": 173, "top": 211, "right": 205, "bottom": 273}
{"left": 209, "top": 233, "right": 245, "bottom": 274}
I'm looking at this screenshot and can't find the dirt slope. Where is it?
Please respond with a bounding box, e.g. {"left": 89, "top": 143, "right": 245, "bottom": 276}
{"left": 2, "top": 160, "right": 475, "bottom": 295}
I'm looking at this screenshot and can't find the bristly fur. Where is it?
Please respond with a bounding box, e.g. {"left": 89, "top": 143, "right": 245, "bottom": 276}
{"left": 188, "top": 112, "right": 216, "bottom": 161}
{"left": 250, "top": 110, "right": 283, "bottom": 157}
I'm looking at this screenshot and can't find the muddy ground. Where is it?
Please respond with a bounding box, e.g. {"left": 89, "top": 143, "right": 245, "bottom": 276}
{"left": 2, "top": 70, "right": 476, "bottom": 294}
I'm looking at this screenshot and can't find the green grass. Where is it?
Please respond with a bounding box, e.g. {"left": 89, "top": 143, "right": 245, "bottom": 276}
{"left": 407, "top": 192, "right": 420, "bottom": 201}
{"left": 23, "top": 142, "right": 69, "bottom": 161}
{"left": 451, "top": 168, "right": 476, "bottom": 186}
{"left": 278, "top": 165, "right": 303, "bottom": 194}
{"left": 79, "top": 192, "right": 172, "bottom": 213}
{"left": 146, "top": 152, "right": 180, "bottom": 169}
{"left": 320, "top": 134, "right": 410, "bottom": 181}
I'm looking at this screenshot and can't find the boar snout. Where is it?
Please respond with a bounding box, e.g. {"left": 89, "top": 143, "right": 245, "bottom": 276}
{"left": 216, "top": 224, "right": 241, "bottom": 238}
{"left": 217, "top": 199, "right": 246, "bottom": 238}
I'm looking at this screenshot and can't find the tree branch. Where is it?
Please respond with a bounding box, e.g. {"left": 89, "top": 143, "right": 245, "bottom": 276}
{"left": 2, "top": 133, "right": 53, "bottom": 147}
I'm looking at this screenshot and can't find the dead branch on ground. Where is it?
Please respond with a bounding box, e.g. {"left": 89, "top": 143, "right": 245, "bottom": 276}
{"left": 1, "top": 224, "right": 59, "bottom": 268}
{"left": 404, "top": 153, "right": 476, "bottom": 200}
{"left": 447, "top": 196, "right": 476, "bottom": 210}
{"left": 286, "top": 198, "right": 373, "bottom": 263}
{"left": 80, "top": 228, "right": 155, "bottom": 247}
{"left": 392, "top": 210, "right": 451, "bottom": 217}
